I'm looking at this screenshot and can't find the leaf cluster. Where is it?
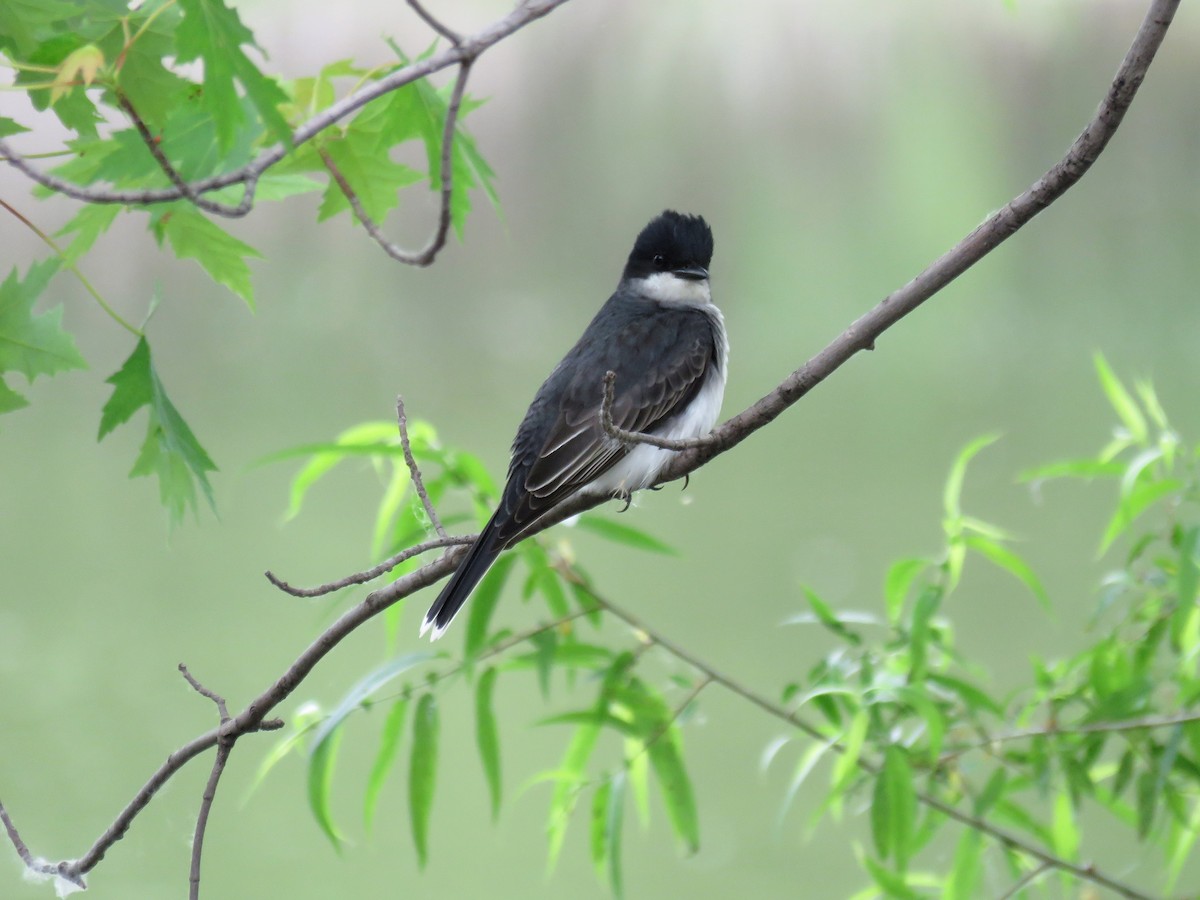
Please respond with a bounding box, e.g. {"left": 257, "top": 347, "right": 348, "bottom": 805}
{"left": 1, "top": 0, "right": 496, "bottom": 523}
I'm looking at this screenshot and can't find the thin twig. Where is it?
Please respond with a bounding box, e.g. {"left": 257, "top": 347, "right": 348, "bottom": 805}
{"left": 265, "top": 534, "right": 472, "bottom": 597}
{"left": 396, "top": 396, "right": 447, "bottom": 537}
{"left": 600, "top": 370, "right": 717, "bottom": 451}
{"left": 188, "top": 741, "right": 232, "bottom": 900}
{"left": 0, "top": 0, "right": 569, "bottom": 212}
{"left": 316, "top": 57, "right": 472, "bottom": 266}
{"left": 178, "top": 664, "right": 230, "bottom": 722}
{"left": 0, "top": 801, "right": 86, "bottom": 889}
{"left": 117, "top": 93, "right": 256, "bottom": 218}
{"left": 407, "top": 0, "right": 462, "bottom": 46}
{"left": 996, "top": 861, "right": 1053, "bottom": 900}
{"left": 940, "top": 709, "right": 1200, "bottom": 765}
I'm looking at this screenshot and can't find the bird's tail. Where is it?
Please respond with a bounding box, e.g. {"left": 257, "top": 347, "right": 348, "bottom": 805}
{"left": 420, "top": 519, "right": 505, "bottom": 641}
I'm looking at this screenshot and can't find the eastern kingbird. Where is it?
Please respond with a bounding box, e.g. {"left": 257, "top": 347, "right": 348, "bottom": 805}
{"left": 421, "top": 210, "right": 728, "bottom": 639}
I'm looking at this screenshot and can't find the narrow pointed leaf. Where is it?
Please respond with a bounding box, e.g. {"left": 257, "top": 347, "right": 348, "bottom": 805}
{"left": 962, "top": 534, "right": 1050, "bottom": 610}
{"left": 307, "top": 727, "right": 345, "bottom": 851}
{"left": 475, "top": 667, "right": 502, "bottom": 821}
{"left": 1094, "top": 352, "right": 1147, "bottom": 444}
{"left": 364, "top": 697, "right": 409, "bottom": 830}
{"left": 409, "top": 693, "right": 439, "bottom": 868}
{"left": 464, "top": 553, "right": 517, "bottom": 659}
{"left": 648, "top": 732, "right": 699, "bottom": 854}
{"left": 574, "top": 515, "right": 678, "bottom": 555}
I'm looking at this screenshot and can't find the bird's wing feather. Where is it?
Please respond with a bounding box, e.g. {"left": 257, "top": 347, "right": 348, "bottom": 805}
{"left": 499, "top": 309, "right": 716, "bottom": 541}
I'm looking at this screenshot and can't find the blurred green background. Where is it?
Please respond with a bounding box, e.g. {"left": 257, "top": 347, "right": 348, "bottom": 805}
{"left": 2, "top": 0, "right": 1199, "bottom": 897}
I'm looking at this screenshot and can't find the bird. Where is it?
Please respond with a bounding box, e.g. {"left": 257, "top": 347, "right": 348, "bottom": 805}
{"left": 420, "top": 210, "right": 728, "bottom": 640}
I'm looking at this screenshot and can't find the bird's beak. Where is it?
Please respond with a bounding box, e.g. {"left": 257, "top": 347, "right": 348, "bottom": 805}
{"left": 673, "top": 265, "right": 709, "bottom": 281}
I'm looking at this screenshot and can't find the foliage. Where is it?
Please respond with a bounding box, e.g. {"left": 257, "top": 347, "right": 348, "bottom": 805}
{"left": 0, "top": 1, "right": 496, "bottom": 523}
{"left": 253, "top": 357, "right": 1200, "bottom": 898}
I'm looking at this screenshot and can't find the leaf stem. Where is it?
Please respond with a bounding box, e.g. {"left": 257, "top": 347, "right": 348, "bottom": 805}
{"left": 0, "top": 198, "right": 141, "bottom": 336}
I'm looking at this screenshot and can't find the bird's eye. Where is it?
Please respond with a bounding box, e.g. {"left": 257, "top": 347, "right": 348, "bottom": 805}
{"left": 652, "top": 254, "right": 666, "bottom": 269}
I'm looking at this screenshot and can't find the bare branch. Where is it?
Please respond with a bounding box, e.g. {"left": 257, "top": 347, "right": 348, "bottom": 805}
{"left": 178, "top": 664, "right": 230, "bottom": 722}
{"left": 315, "top": 56, "right": 471, "bottom": 265}
{"left": 116, "top": 93, "right": 256, "bottom": 218}
{"left": 189, "top": 742, "right": 232, "bottom": 900}
{"left": 0, "top": 0, "right": 569, "bottom": 211}
{"left": 997, "top": 862, "right": 1054, "bottom": 900}
{"left": 600, "top": 370, "right": 717, "bottom": 451}
{"left": 396, "top": 396, "right": 448, "bottom": 537}
{"left": 265, "top": 534, "right": 472, "bottom": 598}
{"left": 407, "top": 0, "right": 463, "bottom": 47}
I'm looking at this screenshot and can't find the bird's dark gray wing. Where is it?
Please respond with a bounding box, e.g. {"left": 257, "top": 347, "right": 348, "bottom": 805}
{"left": 493, "top": 303, "right": 717, "bottom": 544}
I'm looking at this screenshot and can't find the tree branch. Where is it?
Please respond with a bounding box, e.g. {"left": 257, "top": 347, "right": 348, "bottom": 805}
{"left": 396, "top": 396, "right": 447, "bottom": 538}
{"left": 315, "top": 57, "right": 472, "bottom": 266}
{"left": 0, "top": 0, "right": 569, "bottom": 215}
{"left": 264, "top": 534, "right": 471, "bottom": 598}
{"left": 0, "top": 0, "right": 1181, "bottom": 893}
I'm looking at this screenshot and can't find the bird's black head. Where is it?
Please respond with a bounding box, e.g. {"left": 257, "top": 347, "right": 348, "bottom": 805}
{"left": 622, "top": 210, "right": 714, "bottom": 284}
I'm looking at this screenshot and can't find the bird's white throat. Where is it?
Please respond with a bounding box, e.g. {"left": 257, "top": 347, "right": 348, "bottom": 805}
{"left": 636, "top": 271, "right": 712, "bottom": 306}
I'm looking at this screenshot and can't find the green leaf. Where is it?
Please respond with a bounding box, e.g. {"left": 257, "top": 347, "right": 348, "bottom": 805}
{"left": 943, "top": 433, "right": 1000, "bottom": 522}
{"left": 546, "top": 722, "right": 601, "bottom": 873}
{"left": 831, "top": 709, "right": 870, "bottom": 795}
{"left": 464, "top": 553, "right": 517, "bottom": 659}
{"left": 0, "top": 116, "right": 29, "bottom": 138}
{"left": 1094, "top": 352, "right": 1147, "bottom": 444}
{"left": 890, "top": 686, "right": 945, "bottom": 763}
{"left": 0, "top": 260, "right": 86, "bottom": 401}
{"left": 1098, "top": 477, "right": 1182, "bottom": 555}
{"left": 245, "top": 704, "right": 322, "bottom": 801}
{"left": 574, "top": 515, "right": 679, "bottom": 555}
{"left": 926, "top": 673, "right": 1003, "bottom": 715}
{"left": 475, "top": 667, "right": 502, "bottom": 821}
{"left": 907, "top": 585, "right": 942, "bottom": 683}
{"left": 152, "top": 205, "right": 262, "bottom": 306}
{"left": 307, "top": 726, "right": 345, "bottom": 851}
{"left": 871, "top": 746, "right": 916, "bottom": 870}
{"left": 859, "top": 850, "right": 924, "bottom": 900}
{"left": 884, "top": 558, "right": 928, "bottom": 626}
{"left": 1050, "top": 790, "right": 1079, "bottom": 861}
{"left": 310, "top": 652, "right": 433, "bottom": 752}
{"left": 99, "top": 336, "right": 218, "bottom": 524}
{"left": 175, "top": 0, "right": 292, "bottom": 149}
{"left": 801, "top": 586, "right": 862, "bottom": 645}
{"left": 316, "top": 131, "right": 424, "bottom": 224}
{"left": 973, "top": 769, "right": 1007, "bottom": 817}
{"left": 57, "top": 203, "right": 122, "bottom": 264}
{"left": 648, "top": 729, "right": 700, "bottom": 855}
{"left": 942, "top": 830, "right": 983, "bottom": 900}
{"left": 264, "top": 422, "right": 400, "bottom": 520}
{"left": 624, "top": 738, "right": 651, "bottom": 828}
{"left": 0, "top": 377, "right": 29, "bottom": 413}
{"left": 590, "top": 779, "right": 611, "bottom": 881}
{"left": 364, "top": 696, "right": 409, "bottom": 830}
{"left": 409, "top": 693, "right": 439, "bottom": 868}
{"left": 605, "top": 771, "right": 627, "bottom": 897}
{"left": 962, "top": 534, "right": 1050, "bottom": 610}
